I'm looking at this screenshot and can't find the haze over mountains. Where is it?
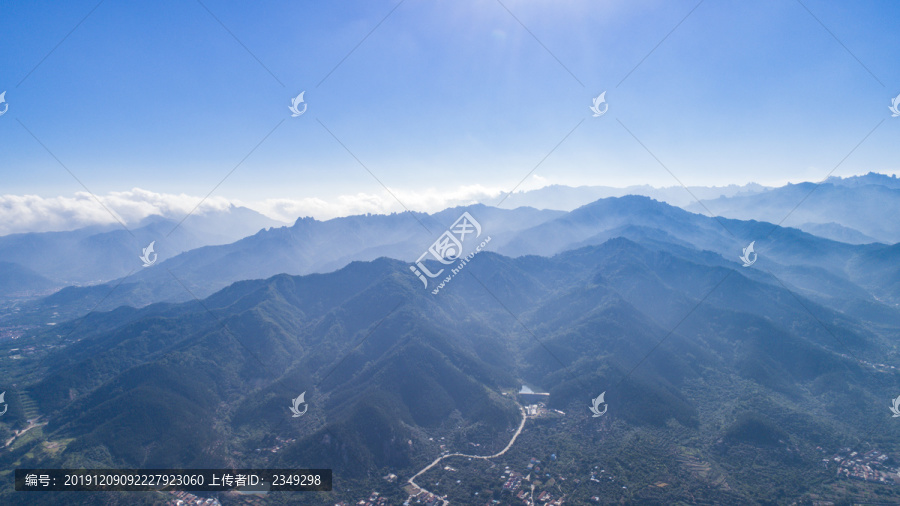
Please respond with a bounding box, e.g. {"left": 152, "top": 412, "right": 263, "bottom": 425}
{"left": 3, "top": 206, "right": 564, "bottom": 322}
{"left": 7, "top": 175, "right": 900, "bottom": 330}
{"left": 3, "top": 174, "right": 900, "bottom": 504}
{"left": 688, "top": 173, "right": 900, "bottom": 244}
{"left": 497, "top": 181, "right": 770, "bottom": 210}
{"left": 0, "top": 206, "right": 279, "bottom": 297}
{"left": 2, "top": 173, "right": 896, "bottom": 303}
{"left": 3, "top": 210, "right": 899, "bottom": 504}
{"left": 502, "top": 172, "right": 900, "bottom": 245}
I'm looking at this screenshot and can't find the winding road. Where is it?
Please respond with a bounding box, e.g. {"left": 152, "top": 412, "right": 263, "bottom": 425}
{"left": 4, "top": 420, "right": 46, "bottom": 448}
{"left": 408, "top": 403, "right": 527, "bottom": 505}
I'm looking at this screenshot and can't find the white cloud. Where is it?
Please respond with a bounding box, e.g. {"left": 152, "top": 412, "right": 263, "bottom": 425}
{"left": 0, "top": 179, "right": 555, "bottom": 235}
{"left": 245, "top": 184, "right": 507, "bottom": 222}
{"left": 0, "top": 189, "right": 233, "bottom": 235}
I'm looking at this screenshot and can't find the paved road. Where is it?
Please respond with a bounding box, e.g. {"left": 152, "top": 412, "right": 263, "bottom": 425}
{"left": 408, "top": 403, "right": 527, "bottom": 505}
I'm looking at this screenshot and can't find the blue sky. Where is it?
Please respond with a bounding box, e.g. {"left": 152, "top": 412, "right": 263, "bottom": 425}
{"left": 1, "top": 0, "right": 898, "bottom": 220}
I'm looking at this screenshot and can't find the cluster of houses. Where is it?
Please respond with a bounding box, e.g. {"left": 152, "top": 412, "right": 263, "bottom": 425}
{"left": 167, "top": 491, "right": 221, "bottom": 505}
{"left": 838, "top": 353, "right": 898, "bottom": 372}
{"left": 6, "top": 345, "right": 37, "bottom": 360}
{"left": 494, "top": 458, "right": 567, "bottom": 505}
{"left": 828, "top": 448, "right": 899, "bottom": 483}
{"left": 335, "top": 491, "right": 393, "bottom": 506}
{"left": 403, "top": 489, "right": 443, "bottom": 505}
{"left": 0, "top": 323, "right": 33, "bottom": 341}
{"left": 252, "top": 436, "right": 297, "bottom": 454}
{"left": 503, "top": 472, "right": 524, "bottom": 491}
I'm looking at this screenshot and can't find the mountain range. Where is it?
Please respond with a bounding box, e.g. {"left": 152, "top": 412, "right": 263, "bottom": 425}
{"left": 0, "top": 206, "right": 281, "bottom": 297}
{"left": 11, "top": 192, "right": 900, "bottom": 336}
{"left": 4, "top": 173, "right": 898, "bottom": 307}
{"left": 3, "top": 206, "right": 562, "bottom": 323}
{"left": 496, "top": 181, "right": 770, "bottom": 210}
{"left": 2, "top": 188, "right": 900, "bottom": 504}
{"left": 688, "top": 172, "right": 900, "bottom": 244}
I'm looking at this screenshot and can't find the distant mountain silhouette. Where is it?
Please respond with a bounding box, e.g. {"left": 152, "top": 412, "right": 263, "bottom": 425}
{"left": 12, "top": 193, "right": 900, "bottom": 338}
{"left": 496, "top": 182, "right": 769, "bottom": 210}
{"left": 11, "top": 205, "right": 561, "bottom": 319}
{"left": 0, "top": 205, "right": 280, "bottom": 290}
{"left": 689, "top": 175, "right": 900, "bottom": 243}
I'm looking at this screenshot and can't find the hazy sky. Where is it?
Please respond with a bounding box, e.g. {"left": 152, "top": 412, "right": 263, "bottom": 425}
{"left": 1, "top": 0, "right": 899, "bottom": 222}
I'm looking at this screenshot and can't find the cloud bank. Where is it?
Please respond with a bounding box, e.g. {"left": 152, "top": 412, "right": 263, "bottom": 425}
{"left": 0, "top": 178, "right": 550, "bottom": 236}
{"left": 0, "top": 189, "right": 236, "bottom": 236}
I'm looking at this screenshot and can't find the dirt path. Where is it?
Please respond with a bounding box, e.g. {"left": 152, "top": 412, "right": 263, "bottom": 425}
{"left": 5, "top": 420, "right": 46, "bottom": 448}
